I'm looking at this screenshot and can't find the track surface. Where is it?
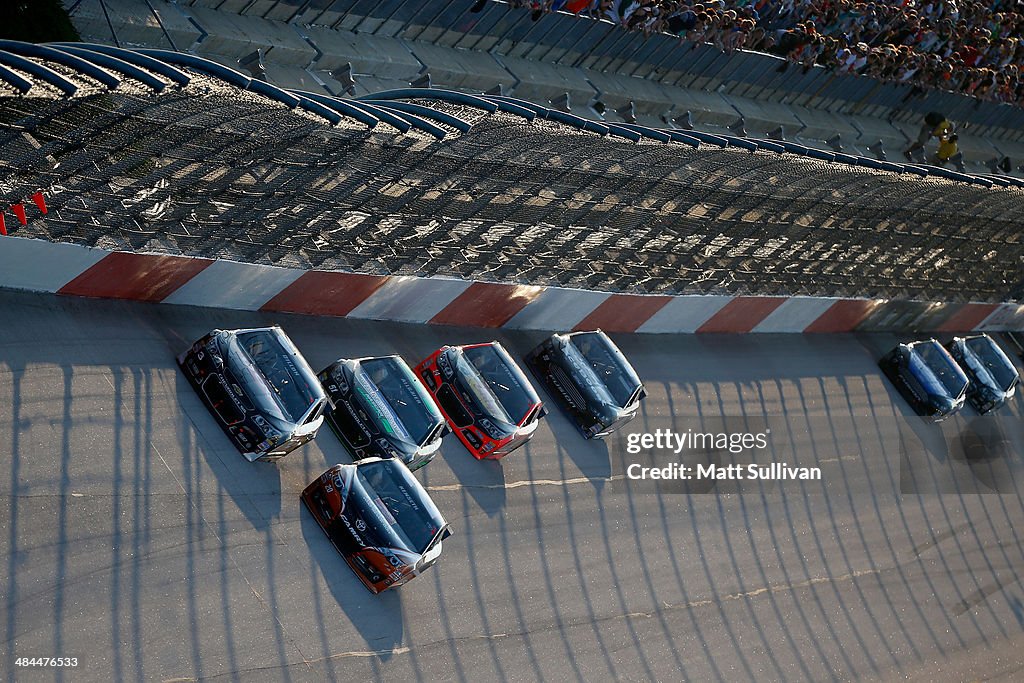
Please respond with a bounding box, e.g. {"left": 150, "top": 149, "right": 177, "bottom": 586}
{"left": 1, "top": 291, "right": 1023, "bottom": 682}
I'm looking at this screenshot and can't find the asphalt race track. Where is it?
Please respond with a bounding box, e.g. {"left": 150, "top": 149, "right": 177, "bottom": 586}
{"left": 2, "top": 291, "right": 1023, "bottom": 682}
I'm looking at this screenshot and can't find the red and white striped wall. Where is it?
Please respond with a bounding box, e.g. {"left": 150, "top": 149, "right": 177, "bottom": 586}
{"left": 2, "top": 236, "right": 1022, "bottom": 333}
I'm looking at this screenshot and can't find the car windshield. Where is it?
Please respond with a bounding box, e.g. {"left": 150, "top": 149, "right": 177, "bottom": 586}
{"left": 569, "top": 332, "right": 641, "bottom": 407}
{"left": 228, "top": 330, "right": 319, "bottom": 423}
{"left": 453, "top": 351, "right": 515, "bottom": 428}
{"left": 911, "top": 341, "right": 968, "bottom": 396}
{"left": 353, "top": 460, "right": 445, "bottom": 554}
{"left": 358, "top": 357, "right": 441, "bottom": 445}
{"left": 965, "top": 337, "right": 1019, "bottom": 391}
{"left": 458, "top": 345, "right": 534, "bottom": 425}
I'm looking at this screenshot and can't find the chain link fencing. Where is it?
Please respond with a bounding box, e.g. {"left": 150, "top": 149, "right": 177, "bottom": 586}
{"left": 2, "top": 77, "right": 1023, "bottom": 303}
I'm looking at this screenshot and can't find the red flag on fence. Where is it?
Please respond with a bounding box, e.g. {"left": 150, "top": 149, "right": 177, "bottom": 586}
{"left": 31, "top": 191, "right": 47, "bottom": 214}
{"left": 0, "top": 213, "right": 6, "bottom": 236}
{"left": 11, "top": 203, "right": 26, "bottom": 226}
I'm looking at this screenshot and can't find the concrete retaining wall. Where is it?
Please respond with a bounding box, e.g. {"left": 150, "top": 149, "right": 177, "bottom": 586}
{"left": 1, "top": 236, "right": 1019, "bottom": 334}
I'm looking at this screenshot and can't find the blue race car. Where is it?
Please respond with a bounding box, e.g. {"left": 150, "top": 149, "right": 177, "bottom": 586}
{"left": 945, "top": 334, "right": 1020, "bottom": 414}
{"left": 879, "top": 339, "right": 969, "bottom": 421}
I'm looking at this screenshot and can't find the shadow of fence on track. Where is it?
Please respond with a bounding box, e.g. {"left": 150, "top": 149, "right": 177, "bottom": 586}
{"left": 1, "top": 297, "right": 1022, "bottom": 680}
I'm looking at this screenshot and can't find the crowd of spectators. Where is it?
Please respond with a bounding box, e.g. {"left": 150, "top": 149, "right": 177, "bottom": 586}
{"left": 481, "top": 0, "right": 1024, "bottom": 106}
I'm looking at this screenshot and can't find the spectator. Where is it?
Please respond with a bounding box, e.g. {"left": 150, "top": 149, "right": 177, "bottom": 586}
{"left": 904, "top": 110, "right": 952, "bottom": 160}
{"left": 932, "top": 132, "right": 959, "bottom": 165}
{"left": 565, "top": 0, "right": 595, "bottom": 13}
{"left": 484, "top": 0, "right": 1024, "bottom": 107}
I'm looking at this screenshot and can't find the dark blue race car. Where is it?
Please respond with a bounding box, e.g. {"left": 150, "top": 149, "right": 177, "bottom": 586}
{"left": 178, "top": 327, "right": 327, "bottom": 460}
{"left": 526, "top": 330, "right": 646, "bottom": 439}
{"left": 879, "top": 339, "right": 969, "bottom": 421}
{"left": 945, "top": 334, "right": 1019, "bottom": 414}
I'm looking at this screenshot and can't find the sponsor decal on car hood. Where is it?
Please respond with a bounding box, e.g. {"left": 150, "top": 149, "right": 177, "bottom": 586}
{"left": 354, "top": 371, "right": 414, "bottom": 444}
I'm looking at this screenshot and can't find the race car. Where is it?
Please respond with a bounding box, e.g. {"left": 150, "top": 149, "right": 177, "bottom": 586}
{"left": 415, "top": 342, "right": 546, "bottom": 459}
{"left": 526, "top": 329, "right": 646, "bottom": 439}
{"left": 879, "top": 339, "right": 970, "bottom": 421}
{"left": 302, "top": 459, "right": 451, "bottom": 594}
{"left": 318, "top": 355, "right": 447, "bottom": 471}
{"left": 177, "top": 326, "right": 327, "bottom": 461}
{"left": 945, "top": 334, "right": 1020, "bottom": 414}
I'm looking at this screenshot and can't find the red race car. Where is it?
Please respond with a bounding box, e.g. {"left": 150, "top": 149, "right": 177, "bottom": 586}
{"left": 415, "top": 342, "right": 546, "bottom": 459}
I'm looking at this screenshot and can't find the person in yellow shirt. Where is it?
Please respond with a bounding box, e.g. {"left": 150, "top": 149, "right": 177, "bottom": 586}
{"left": 932, "top": 133, "right": 959, "bottom": 165}
{"left": 904, "top": 111, "right": 951, "bottom": 160}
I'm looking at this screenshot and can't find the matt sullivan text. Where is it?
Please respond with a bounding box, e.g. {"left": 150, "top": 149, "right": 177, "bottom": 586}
{"left": 627, "top": 462, "right": 822, "bottom": 481}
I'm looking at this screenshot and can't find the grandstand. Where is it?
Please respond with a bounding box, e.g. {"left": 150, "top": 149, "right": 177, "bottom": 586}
{"left": 503, "top": 0, "right": 1024, "bottom": 108}
{"left": 64, "top": 0, "right": 1024, "bottom": 178}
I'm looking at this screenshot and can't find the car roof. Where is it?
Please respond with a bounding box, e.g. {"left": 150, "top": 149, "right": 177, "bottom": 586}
{"left": 353, "top": 457, "right": 447, "bottom": 530}
{"left": 229, "top": 327, "right": 326, "bottom": 417}
{"left": 906, "top": 339, "right": 969, "bottom": 395}
{"left": 457, "top": 341, "right": 541, "bottom": 404}
{"left": 562, "top": 329, "right": 643, "bottom": 386}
